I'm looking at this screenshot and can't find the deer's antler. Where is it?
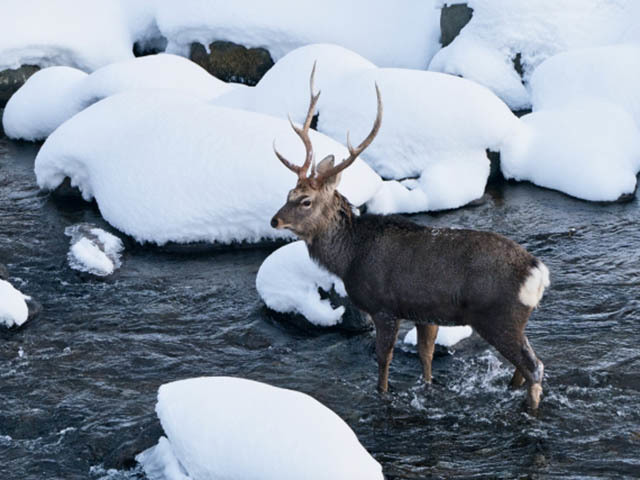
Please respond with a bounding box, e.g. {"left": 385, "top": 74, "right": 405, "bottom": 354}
{"left": 273, "top": 61, "right": 320, "bottom": 181}
{"left": 315, "top": 83, "right": 383, "bottom": 184}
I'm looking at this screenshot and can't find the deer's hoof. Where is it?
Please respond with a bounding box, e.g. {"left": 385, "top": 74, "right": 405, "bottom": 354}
{"left": 527, "top": 383, "right": 543, "bottom": 411}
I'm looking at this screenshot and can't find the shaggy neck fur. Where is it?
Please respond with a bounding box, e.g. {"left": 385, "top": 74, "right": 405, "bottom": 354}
{"left": 306, "top": 191, "right": 355, "bottom": 278}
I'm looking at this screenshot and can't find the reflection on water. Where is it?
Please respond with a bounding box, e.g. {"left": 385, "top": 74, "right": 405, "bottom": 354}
{"left": 1, "top": 136, "right": 639, "bottom": 479}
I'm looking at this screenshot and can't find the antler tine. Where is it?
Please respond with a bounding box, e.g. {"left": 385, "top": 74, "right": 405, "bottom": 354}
{"left": 316, "top": 82, "right": 383, "bottom": 183}
{"left": 289, "top": 61, "right": 321, "bottom": 179}
{"left": 273, "top": 139, "right": 302, "bottom": 175}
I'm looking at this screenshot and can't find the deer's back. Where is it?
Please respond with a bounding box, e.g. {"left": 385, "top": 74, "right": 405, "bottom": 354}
{"left": 344, "top": 214, "right": 538, "bottom": 324}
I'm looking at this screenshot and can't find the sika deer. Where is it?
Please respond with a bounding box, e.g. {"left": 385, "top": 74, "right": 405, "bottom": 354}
{"left": 270, "top": 65, "right": 550, "bottom": 409}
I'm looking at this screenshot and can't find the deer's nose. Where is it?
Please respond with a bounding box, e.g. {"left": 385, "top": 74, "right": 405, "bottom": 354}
{"left": 271, "top": 216, "right": 281, "bottom": 229}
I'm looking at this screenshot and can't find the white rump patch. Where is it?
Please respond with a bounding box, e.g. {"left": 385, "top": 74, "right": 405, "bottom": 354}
{"left": 519, "top": 262, "right": 550, "bottom": 308}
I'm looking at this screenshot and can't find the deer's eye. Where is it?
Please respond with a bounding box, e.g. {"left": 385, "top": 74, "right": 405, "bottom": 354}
{"left": 301, "top": 198, "right": 312, "bottom": 208}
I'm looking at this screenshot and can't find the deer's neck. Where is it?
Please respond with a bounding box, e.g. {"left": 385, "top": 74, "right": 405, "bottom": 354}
{"left": 306, "top": 193, "right": 356, "bottom": 279}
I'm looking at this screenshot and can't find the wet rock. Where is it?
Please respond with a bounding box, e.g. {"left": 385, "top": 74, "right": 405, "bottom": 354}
{"left": 51, "top": 177, "right": 84, "bottom": 199}
{"left": 486, "top": 149, "right": 504, "bottom": 184}
{"left": 103, "top": 418, "right": 164, "bottom": 470}
{"left": 0, "top": 263, "right": 8, "bottom": 280}
{"left": 190, "top": 41, "right": 274, "bottom": 86}
{"left": 26, "top": 296, "right": 42, "bottom": 321}
{"left": 440, "top": 3, "right": 473, "bottom": 48}
{"left": 265, "top": 287, "right": 373, "bottom": 334}
{"left": 0, "top": 65, "right": 40, "bottom": 107}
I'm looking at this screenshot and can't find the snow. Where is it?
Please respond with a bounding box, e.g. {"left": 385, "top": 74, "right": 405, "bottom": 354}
{"left": 219, "top": 45, "right": 518, "bottom": 213}
{"left": 65, "top": 225, "right": 124, "bottom": 276}
{"left": 137, "top": 376, "right": 383, "bottom": 480}
{"left": 318, "top": 69, "right": 518, "bottom": 212}
{"left": 0, "top": 280, "right": 29, "bottom": 328}
{"left": 430, "top": 0, "right": 640, "bottom": 109}
{"left": 3, "top": 54, "right": 232, "bottom": 141}
{"left": 501, "top": 101, "right": 640, "bottom": 201}
{"left": 0, "top": 0, "right": 137, "bottom": 72}
{"left": 529, "top": 44, "right": 640, "bottom": 128}
{"left": 256, "top": 241, "right": 347, "bottom": 326}
{"left": 156, "top": 0, "right": 441, "bottom": 69}
{"left": 404, "top": 325, "right": 473, "bottom": 348}
{"left": 35, "top": 90, "right": 382, "bottom": 245}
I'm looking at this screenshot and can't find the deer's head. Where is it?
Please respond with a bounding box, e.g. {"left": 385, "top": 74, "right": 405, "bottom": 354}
{"left": 270, "top": 63, "right": 382, "bottom": 240}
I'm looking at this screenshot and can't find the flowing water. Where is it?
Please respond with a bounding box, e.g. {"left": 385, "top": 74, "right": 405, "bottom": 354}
{"left": 1, "top": 135, "right": 639, "bottom": 479}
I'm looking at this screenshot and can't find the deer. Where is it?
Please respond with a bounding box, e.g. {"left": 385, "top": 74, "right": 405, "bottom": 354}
{"left": 270, "top": 64, "right": 550, "bottom": 410}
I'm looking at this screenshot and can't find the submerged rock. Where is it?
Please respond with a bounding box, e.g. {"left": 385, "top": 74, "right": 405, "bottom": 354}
{"left": 65, "top": 224, "right": 124, "bottom": 277}
{"left": 0, "top": 65, "right": 39, "bottom": 107}
{"left": 190, "top": 41, "right": 274, "bottom": 86}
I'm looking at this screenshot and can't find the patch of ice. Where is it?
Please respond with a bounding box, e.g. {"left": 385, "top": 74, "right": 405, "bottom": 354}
{"left": 256, "top": 241, "right": 346, "bottom": 326}
{"left": 65, "top": 224, "right": 124, "bottom": 276}
{"left": 137, "top": 376, "right": 383, "bottom": 480}
{"left": 0, "top": 279, "right": 29, "bottom": 328}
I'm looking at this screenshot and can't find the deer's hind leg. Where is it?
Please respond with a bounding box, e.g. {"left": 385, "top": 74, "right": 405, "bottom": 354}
{"left": 372, "top": 312, "right": 400, "bottom": 393}
{"left": 474, "top": 312, "right": 544, "bottom": 410}
{"left": 416, "top": 324, "right": 439, "bottom": 383}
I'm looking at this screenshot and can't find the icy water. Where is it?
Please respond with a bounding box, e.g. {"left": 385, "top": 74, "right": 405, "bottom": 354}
{"left": 1, "top": 134, "right": 639, "bottom": 480}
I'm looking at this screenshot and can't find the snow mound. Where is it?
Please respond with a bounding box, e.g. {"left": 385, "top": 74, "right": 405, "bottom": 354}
{"left": 430, "top": 0, "right": 640, "bottom": 109}
{"left": 3, "top": 54, "right": 231, "bottom": 141}
{"left": 157, "top": 0, "right": 440, "bottom": 69}
{"left": 0, "top": 0, "right": 142, "bottom": 71}
{"left": 319, "top": 69, "right": 518, "bottom": 212}
{"left": 220, "top": 45, "right": 518, "bottom": 213}
{"left": 501, "top": 101, "right": 640, "bottom": 201}
{"left": 256, "top": 241, "right": 347, "bottom": 326}
{"left": 404, "top": 325, "right": 473, "bottom": 348}
{"left": 35, "top": 90, "right": 382, "bottom": 245}
{"left": 65, "top": 225, "right": 124, "bottom": 276}
{"left": 0, "top": 279, "right": 29, "bottom": 328}
{"left": 215, "top": 44, "right": 377, "bottom": 126}
{"left": 137, "top": 376, "right": 383, "bottom": 480}
{"left": 530, "top": 44, "right": 640, "bottom": 128}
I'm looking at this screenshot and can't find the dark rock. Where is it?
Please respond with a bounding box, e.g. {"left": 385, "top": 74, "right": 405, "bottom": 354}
{"left": 512, "top": 52, "right": 525, "bottom": 78}
{"left": 26, "top": 296, "right": 42, "bottom": 321}
{"left": 102, "top": 417, "right": 164, "bottom": 470}
{"left": 190, "top": 41, "right": 274, "bottom": 86}
{"left": 133, "top": 36, "right": 168, "bottom": 57}
{"left": 440, "top": 3, "right": 473, "bottom": 47}
{"left": 51, "top": 177, "right": 84, "bottom": 199}
{"left": 0, "top": 65, "right": 40, "bottom": 107}
{"left": 486, "top": 149, "right": 504, "bottom": 184}
{"left": 0, "top": 263, "right": 8, "bottom": 280}
{"left": 264, "top": 287, "right": 373, "bottom": 334}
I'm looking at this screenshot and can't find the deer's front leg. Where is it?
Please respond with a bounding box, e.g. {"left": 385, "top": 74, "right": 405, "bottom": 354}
{"left": 416, "top": 323, "right": 439, "bottom": 383}
{"left": 372, "top": 312, "right": 400, "bottom": 393}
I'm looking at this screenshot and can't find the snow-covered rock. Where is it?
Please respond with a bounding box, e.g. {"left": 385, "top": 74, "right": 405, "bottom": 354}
{"left": 215, "top": 44, "right": 377, "bottom": 127}
{"left": 258, "top": 241, "right": 471, "bottom": 346}
{"left": 319, "top": 69, "right": 518, "bottom": 212}
{"left": 3, "top": 54, "right": 232, "bottom": 141}
{"left": 430, "top": 0, "right": 640, "bottom": 110}
{"left": 0, "top": 279, "right": 30, "bottom": 328}
{"left": 157, "top": 0, "right": 440, "bottom": 69}
{"left": 529, "top": 44, "right": 640, "bottom": 128}
{"left": 65, "top": 224, "right": 124, "bottom": 276}
{"left": 220, "top": 45, "right": 519, "bottom": 213}
{"left": 35, "top": 90, "right": 382, "bottom": 245}
{"left": 0, "top": 0, "right": 144, "bottom": 72}
{"left": 501, "top": 101, "right": 640, "bottom": 202}
{"left": 256, "top": 241, "right": 347, "bottom": 327}
{"left": 137, "top": 377, "right": 383, "bottom": 480}
{"left": 404, "top": 325, "right": 473, "bottom": 348}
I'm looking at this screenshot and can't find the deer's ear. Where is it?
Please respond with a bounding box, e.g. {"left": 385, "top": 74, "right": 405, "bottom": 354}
{"left": 316, "top": 155, "right": 341, "bottom": 189}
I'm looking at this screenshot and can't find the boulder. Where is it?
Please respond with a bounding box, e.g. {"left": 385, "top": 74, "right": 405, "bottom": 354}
{"left": 0, "top": 65, "right": 40, "bottom": 107}
{"left": 190, "top": 41, "right": 274, "bottom": 86}
{"left": 440, "top": 3, "right": 473, "bottom": 47}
